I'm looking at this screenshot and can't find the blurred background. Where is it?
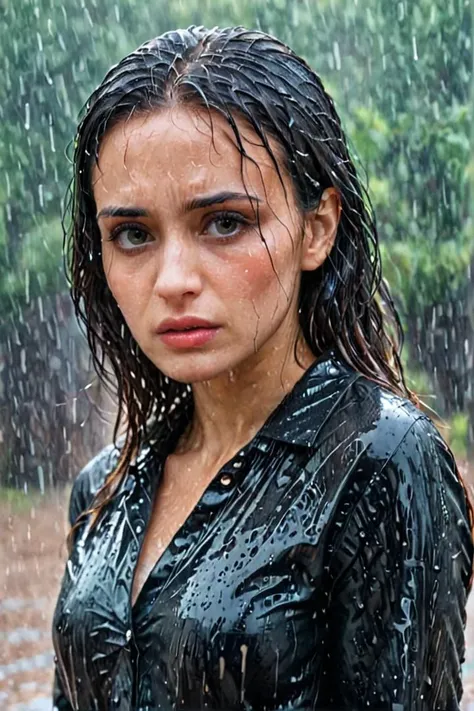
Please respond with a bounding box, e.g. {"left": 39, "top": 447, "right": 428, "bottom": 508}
{"left": 1, "top": 0, "right": 474, "bottom": 708}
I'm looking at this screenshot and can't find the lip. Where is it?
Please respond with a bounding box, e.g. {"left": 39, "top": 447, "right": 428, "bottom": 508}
{"left": 156, "top": 317, "right": 221, "bottom": 349}
{"left": 156, "top": 317, "right": 218, "bottom": 334}
{"left": 158, "top": 328, "right": 220, "bottom": 349}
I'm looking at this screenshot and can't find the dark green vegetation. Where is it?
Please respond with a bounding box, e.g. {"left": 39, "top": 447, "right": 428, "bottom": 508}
{"left": 1, "top": 0, "right": 473, "bottom": 486}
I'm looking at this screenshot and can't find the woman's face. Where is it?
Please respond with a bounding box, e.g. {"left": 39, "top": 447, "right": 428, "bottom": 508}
{"left": 93, "top": 105, "right": 335, "bottom": 383}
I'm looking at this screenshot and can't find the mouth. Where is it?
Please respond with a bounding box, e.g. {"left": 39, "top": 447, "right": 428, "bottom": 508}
{"left": 157, "top": 325, "right": 221, "bottom": 349}
{"left": 162, "top": 326, "right": 207, "bottom": 333}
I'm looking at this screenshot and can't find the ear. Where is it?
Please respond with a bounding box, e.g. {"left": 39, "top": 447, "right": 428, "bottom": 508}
{"left": 300, "top": 188, "right": 341, "bottom": 271}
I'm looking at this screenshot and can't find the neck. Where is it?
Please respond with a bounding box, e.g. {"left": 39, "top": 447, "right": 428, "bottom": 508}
{"left": 175, "top": 337, "right": 316, "bottom": 467}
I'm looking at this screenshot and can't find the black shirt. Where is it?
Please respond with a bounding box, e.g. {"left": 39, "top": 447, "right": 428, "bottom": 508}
{"left": 52, "top": 348, "right": 474, "bottom": 710}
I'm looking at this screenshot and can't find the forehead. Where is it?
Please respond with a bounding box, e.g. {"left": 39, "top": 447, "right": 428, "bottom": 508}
{"left": 92, "top": 105, "right": 288, "bottom": 204}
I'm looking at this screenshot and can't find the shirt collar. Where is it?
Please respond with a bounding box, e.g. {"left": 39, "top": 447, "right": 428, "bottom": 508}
{"left": 143, "top": 347, "right": 361, "bottom": 462}
{"left": 256, "top": 347, "right": 362, "bottom": 448}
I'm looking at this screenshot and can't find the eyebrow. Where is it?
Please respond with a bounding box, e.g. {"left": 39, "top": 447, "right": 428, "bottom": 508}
{"left": 96, "top": 191, "right": 262, "bottom": 219}
{"left": 185, "top": 191, "right": 262, "bottom": 212}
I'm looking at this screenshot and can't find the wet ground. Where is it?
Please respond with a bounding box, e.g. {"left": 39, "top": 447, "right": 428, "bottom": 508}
{"left": 2, "top": 468, "right": 474, "bottom": 710}
{"left": 0, "top": 487, "right": 70, "bottom": 710}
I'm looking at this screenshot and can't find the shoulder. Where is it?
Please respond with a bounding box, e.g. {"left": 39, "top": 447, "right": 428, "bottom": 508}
{"left": 68, "top": 442, "right": 122, "bottom": 526}
{"left": 325, "top": 356, "right": 451, "bottom": 466}
{"left": 332, "top": 386, "right": 473, "bottom": 584}
{"left": 347, "top": 372, "right": 456, "bottom": 479}
{"left": 324, "top": 363, "right": 472, "bottom": 532}
{"left": 333, "top": 385, "right": 474, "bottom": 589}
{"left": 345, "top": 372, "right": 464, "bottom": 501}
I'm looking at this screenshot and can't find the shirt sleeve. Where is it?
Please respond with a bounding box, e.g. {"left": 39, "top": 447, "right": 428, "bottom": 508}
{"left": 318, "top": 415, "right": 474, "bottom": 711}
{"left": 51, "top": 462, "right": 91, "bottom": 711}
{"left": 51, "top": 442, "right": 122, "bottom": 709}
{"left": 52, "top": 668, "right": 74, "bottom": 711}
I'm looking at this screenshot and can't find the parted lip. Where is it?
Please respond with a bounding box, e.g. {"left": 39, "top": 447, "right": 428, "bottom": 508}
{"left": 156, "top": 317, "right": 219, "bottom": 334}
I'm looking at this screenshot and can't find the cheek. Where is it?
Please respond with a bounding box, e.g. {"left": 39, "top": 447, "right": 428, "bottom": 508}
{"left": 102, "top": 256, "right": 151, "bottom": 323}
{"left": 219, "top": 251, "right": 272, "bottom": 299}
{"left": 219, "top": 242, "right": 296, "bottom": 313}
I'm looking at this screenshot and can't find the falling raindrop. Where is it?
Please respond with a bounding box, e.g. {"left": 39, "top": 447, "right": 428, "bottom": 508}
{"left": 1, "top": 3, "right": 473, "bottom": 709}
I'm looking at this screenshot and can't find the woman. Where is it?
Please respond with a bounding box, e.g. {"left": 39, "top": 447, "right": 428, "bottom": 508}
{"left": 52, "top": 25, "right": 474, "bottom": 711}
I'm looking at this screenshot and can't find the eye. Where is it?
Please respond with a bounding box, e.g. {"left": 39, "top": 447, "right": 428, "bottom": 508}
{"left": 204, "top": 212, "right": 250, "bottom": 241}
{"left": 108, "top": 224, "right": 153, "bottom": 251}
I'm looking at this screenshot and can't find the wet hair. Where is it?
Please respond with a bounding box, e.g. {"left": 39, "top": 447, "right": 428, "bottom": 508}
{"left": 65, "top": 25, "right": 473, "bottom": 552}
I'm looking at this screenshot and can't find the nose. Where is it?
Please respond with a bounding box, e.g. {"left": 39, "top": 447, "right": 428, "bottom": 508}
{"left": 152, "top": 236, "right": 203, "bottom": 302}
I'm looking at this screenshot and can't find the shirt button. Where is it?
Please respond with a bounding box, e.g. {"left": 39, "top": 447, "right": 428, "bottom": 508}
{"left": 125, "top": 629, "right": 132, "bottom": 642}
{"left": 220, "top": 474, "right": 233, "bottom": 487}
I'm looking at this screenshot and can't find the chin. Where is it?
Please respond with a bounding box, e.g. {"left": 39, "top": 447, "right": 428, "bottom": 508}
{"left": 152, "top": 350, "right": 249, "bottom": 385}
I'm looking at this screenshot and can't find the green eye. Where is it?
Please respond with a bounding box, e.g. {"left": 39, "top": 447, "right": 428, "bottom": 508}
{"left": 206, "top": 211, "right": 249, "bottom": 240}
{"left": 123, "top": 229, "right": 147, "bottom": 245}
{"left": 214, "top": 217, "right": 240, "bottom": 235}
{"left": 109, "top": 224, "right": 151, "bottom": 250}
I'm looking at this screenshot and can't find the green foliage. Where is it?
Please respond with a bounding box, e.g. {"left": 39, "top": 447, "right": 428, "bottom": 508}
{"left": 1, "top": 216, "right": 65, "bottom": 315}
{"left": 400, "top": 356, "right": 434, "bottom": 397}
{"left": 0, "top": 486, "right": 45, "bottom": 513}
{"left": 347, "top": 107, "right": 391, "bottom": 166}
{"left": 445, "top": 412, "right": 469, "bottom": 460}
{"left": 380, "top": 221, "right": 473, "bottom": 315}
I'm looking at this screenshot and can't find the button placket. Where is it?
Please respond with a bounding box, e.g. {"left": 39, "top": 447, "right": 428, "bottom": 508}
{"left": 217, "top": 451, "right": 248, "bottom": 488}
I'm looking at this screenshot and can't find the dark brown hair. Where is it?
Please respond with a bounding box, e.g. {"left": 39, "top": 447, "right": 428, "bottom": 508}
{"left": 64, "top": 25, "right": 473, "bottom": 557}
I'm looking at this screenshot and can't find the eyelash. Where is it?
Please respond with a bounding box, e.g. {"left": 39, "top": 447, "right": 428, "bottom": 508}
{"left": 107, "top": 210, "right": 253, "bottom": 249}
{"left": 204, "top": 211, "right": 252, "bottom": 240}
{"left": 107, "top": 222, "right": 151, "bottom": 247}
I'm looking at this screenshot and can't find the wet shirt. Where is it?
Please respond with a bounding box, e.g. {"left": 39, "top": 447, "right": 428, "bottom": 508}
{"left": 52, "top": 349, "right": 474, "bottom": 711}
